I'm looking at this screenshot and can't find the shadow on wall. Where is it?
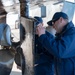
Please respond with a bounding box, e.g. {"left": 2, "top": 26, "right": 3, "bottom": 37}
{"left": 10, "top": 71, "right": 21, "bottom": 75}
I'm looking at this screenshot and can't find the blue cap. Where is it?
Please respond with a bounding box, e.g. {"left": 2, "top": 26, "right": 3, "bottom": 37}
{"left": 34, "top": 16, "right": 43, "bottom": 26}
{"left": 47, "top": 12, "right": 68, "bottom": 26}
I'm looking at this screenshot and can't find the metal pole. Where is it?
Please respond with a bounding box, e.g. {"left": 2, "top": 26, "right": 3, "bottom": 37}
{"left": 19, "top": 0, "right": 29, "bottom": 18}
{"left": 19, "top": 0, "right": 34, "bottom": 75}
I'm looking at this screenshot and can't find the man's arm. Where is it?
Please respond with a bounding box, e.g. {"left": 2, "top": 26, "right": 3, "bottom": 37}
{"left": 36, "top": 24, "right": 75, "bottom": 58}
{"left": 38, "top": 33, "right": 75, "bottom": 58}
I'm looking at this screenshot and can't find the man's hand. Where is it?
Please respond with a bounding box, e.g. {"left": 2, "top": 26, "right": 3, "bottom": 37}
{"left": 36, "top": 23, "right": 46, "bottom": 37}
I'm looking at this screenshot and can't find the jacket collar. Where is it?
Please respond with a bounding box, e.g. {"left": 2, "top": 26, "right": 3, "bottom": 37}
{"left": 55, "top": 21, "right": 74, "bottom": 37}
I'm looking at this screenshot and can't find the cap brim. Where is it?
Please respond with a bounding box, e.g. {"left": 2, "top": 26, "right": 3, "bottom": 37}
{"left": 47, "top": 20, "right": 53, "bottom": 26}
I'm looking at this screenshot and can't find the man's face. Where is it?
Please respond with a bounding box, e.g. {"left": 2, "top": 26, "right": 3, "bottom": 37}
{"left": 52, "top": 18, "right": 62, "bottom": 33}
{"left": 35, "top": 23, "right": 43, "bottom": 34}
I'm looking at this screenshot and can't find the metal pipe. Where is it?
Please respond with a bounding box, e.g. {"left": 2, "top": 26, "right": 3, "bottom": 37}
{"left": 19, "top": 0, "right": 29, "bottom": 18}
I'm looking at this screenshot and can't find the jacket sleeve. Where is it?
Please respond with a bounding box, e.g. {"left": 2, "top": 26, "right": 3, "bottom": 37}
{"left": 38, "top": 32, "right": 75, "bottom": 58}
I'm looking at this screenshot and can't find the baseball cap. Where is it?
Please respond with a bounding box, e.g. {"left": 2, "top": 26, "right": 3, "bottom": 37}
{"left": 47, "top": 12, "right": 68, "bottom": 26}
{"left": 34, "top": 16, "right": 43, "bottom": 26}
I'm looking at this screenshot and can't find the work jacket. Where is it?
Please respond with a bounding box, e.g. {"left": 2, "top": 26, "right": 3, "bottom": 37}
{"left": 35, "top": 35, "right": 54, "bottom": 64}
{"left": 35, "top": 34, "right": 54, "bottom": 75}
{"left": 38, "top": 21, "right": 75, "bottom": 75}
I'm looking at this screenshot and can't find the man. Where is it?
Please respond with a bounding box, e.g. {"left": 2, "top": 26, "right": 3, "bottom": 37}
{"left": 34, "top": 16, "right": 54, "bottom": 75}
{"left": 36, "top": 12, "right": 75, "bottom": 75}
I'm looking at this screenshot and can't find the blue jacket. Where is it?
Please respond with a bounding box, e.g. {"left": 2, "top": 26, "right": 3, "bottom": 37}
{"left": 35, "top": 35, "right": 54, "bottom": 64}
{"left": 35, "top": 34, "right": 54, "bottom": 75}
{"left": 38, "top": 21, "right": 75, "bottom": 75}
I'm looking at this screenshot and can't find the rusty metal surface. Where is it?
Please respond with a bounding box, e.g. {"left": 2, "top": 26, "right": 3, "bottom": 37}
{"left": 21, "top": 17, "right": 34, "bottom": 75}
{"left": 0, "top": 1, "right": 7, "bottom": 16}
